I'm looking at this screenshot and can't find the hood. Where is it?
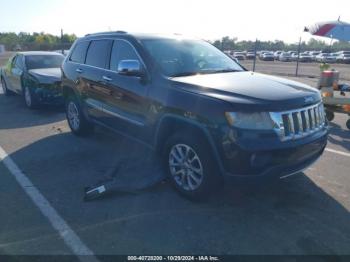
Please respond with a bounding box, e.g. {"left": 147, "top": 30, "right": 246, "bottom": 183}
{"left": 170, "top": 71, "right": 321, "bottom": 111}
{"left": 28, "top": 68, "right": 62, "bottom": 84}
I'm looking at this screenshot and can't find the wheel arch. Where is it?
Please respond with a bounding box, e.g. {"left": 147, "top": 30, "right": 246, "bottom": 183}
{"left": 154, "top": 114, "right": 225, "bottom": 176}
{"left": 62, "top": 85, "right": 79, "bottom": 99}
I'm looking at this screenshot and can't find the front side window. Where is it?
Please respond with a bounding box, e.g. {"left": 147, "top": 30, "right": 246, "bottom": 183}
{"left": 110, "top": 40, "right": 140, "bottom": 71}
{"left": 70, "top": 41, "right": 89, "bottom": 64}
{"left": 15, "top": 55, "right": 24, "bottom": 69}
{"left": 85, "top": 40, "right": 112, "bottom": 68}
{"left": 25, "top": 55, "right": 64, "bottom": 70}
{"left": 11, "top": 55, "right": 18, "bottom": 67}
{"left": 141, "top": 38, "right": 244, "bottom": 77}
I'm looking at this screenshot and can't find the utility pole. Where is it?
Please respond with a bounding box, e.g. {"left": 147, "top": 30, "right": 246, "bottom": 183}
{"left": 253, "top": 39, "right": 258, "bottom": 72}
{"left": 295, "top": 36, "right": 302, "bottom": 77}
{"left": 61, "top": 29, "right": 64, "bottom": 55}
{"left": 329, "top": 35, "right": 334, "bottom": 52}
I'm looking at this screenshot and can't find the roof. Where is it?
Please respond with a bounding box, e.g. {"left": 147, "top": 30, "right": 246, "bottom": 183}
{"left": 18, "top": 51, "right": 64, "bottom": 56}
{"left": 82, "top": 31, "right": 198, "bottom": 41}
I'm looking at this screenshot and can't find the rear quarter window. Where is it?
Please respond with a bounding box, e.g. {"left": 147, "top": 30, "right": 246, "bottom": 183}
{"left": 70, "top": 41, "right": 89, "bottom": 64}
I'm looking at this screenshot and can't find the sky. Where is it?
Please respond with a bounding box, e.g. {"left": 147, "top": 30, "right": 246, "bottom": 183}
{"left": 0, "top": 0, "right": 350, "bottom": 43}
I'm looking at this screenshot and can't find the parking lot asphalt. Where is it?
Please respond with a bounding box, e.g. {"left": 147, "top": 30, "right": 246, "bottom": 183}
{"left": 0, "top": 79, "right": 350, "bottom": 258}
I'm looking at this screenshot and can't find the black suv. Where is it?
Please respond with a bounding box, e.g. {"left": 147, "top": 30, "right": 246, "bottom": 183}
{"left": 61, "top": 32, "right": 328, "bottom": 199}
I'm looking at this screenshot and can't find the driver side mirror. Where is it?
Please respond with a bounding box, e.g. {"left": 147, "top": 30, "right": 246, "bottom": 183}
{"left": 117, "top": 60, "right": 144, "bottom": 77}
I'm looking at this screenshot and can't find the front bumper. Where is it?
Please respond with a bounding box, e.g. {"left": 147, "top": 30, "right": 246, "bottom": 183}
{"left": 33, "top": 85, "right": 64, "bottom": 106}
{"left": 213, "top": 125, "right": 328, "bottom": 183}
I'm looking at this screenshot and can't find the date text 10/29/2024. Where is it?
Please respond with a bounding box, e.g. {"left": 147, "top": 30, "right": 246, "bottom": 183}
{"left": 127, "top": 256, "right": 220, "bottom": 261}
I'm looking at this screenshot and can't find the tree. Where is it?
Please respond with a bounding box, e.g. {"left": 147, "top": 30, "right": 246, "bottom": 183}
{"left": 0, "top": 32, "right": 77, "bottom": 51}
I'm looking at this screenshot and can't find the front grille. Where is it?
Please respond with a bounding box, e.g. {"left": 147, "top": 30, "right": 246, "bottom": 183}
{"left": 270, "top": 102, "right": 326, "bottom": 141}
{"left": 40, "top": 82, "right": 62, "bottom": 90}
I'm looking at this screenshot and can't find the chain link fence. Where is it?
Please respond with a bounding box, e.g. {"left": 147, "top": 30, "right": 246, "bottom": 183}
{"left": 237, "top": 51, "right": 350, "bottom": 82}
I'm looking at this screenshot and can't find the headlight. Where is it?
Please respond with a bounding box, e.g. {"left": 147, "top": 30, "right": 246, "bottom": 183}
{"left": 225, "top": 112, "right": 274, "bottom": 130}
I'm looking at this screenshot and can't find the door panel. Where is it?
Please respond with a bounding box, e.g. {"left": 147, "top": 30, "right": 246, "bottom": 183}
{"left": 5, "top": 55, "right": 20, "bottom": 93}
{"left": 100, "top": 40, "right": 150, "bottom": 140}
{"left": 11, "top": 55, "right": 24, "bottom": 93}
{"left": 101, "top": 73, "right": 148, "bottom": 137}
{"left": 10, "top": 67, "right": 23, "bottom": 93}
{"left": 82, "top": 66, "right": 110, "bottom": 120}
{"left": 81, "top": 39, "right": 113, "bottom": 121}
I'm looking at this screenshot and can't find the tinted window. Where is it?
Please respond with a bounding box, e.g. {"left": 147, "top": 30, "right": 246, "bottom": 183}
{"left": 70, "top": 41, "right": 89, "bottom": 63}
{"left": 25, "top": 55, "right": 64, "bottom": 70}
{"left": 85, "top": 40, "right": 112, "bottom": 68}
{"left": 110, "top": 40, "right": 139, "bottom": 71}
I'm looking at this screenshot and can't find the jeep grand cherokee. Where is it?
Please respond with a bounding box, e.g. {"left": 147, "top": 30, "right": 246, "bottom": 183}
{"left": 61, "top": 32, "right": 328, "bottom": 199}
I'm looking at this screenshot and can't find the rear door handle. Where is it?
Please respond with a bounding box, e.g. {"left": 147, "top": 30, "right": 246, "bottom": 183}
{"left": 102, "top": 76, "right": 112, "bottom": 82}
{"left": 76, "top": 68, "right": 83, "bottom": 73}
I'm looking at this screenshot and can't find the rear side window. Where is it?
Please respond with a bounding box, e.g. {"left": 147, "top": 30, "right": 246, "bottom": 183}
{"left": 85, "top": 40, "right": 112, "bottom": 68}
{"left": 70, "top": 41, "right": 89, "bottom": 63}
{"left": 110, "top": 40, "right": 140, "bottom": 71}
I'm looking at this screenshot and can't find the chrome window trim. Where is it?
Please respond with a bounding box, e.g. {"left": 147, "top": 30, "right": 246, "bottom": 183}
{"left": 68, "top": 37, "right": 148, "bottom": 75}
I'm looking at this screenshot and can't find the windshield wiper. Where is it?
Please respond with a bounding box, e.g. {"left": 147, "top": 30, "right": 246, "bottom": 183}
{"left": 171, "top": 72, "right": 200, "bottom": 77}
{"left": 171, "top": 69, "right": 241, "bottom": 77}
{"left": 208, "top": 69, "right": 241, "bottom": 73}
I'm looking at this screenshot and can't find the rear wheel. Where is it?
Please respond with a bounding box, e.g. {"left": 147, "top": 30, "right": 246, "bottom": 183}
{"left": 1, "top": 78, "right": 13, "bottom": 96}
{"left": 66, "top": 95, "right": 94, "bottom": 136}
{"left": 163, "top": 132, "right": 221, "bottom": 200}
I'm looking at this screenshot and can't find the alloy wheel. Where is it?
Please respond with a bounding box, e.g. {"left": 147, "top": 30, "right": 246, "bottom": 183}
{"left": 67, "top": 101, "right": 80, "bottom": 131}
{"left": 169, "top": 144, "right": 204, "bottom": 191}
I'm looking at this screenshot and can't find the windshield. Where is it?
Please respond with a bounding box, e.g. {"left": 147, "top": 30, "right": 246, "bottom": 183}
{"left": 141, "top": 38, "right": 244, "bottom": 77}
{"left": 25, "top": 55, "right": 64, "bottom": 70}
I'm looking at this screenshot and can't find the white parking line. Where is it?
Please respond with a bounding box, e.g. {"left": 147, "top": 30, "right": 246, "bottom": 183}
{"left": 326, "top": 148, "right": 350, "bottom": 158}
{"left": 0, "top": 146, "right": 99, "bottom": 262}
{"left": 0, "top": 84, "right": 3, "bottom": 94}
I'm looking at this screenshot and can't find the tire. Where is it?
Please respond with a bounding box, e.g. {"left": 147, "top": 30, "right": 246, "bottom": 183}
{"left": 346, "top": 119, "right": 350, "bottom": 130}
{"left": 163, "top": 132, "right": 222, "bottom": 200}
{"left": 1, "top": 78, "right": 13, "bottom": 96}
{"left": 65, "top": 95, "right": 94, "bottom": 136}
{"left": 326, "top": 110, "right": 335, "bottom": 122}
{"left": 23, "top": 86, "right": 39, "bottom": 109}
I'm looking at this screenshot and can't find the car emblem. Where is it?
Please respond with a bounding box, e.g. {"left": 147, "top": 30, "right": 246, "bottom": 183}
{"left": 304, "top": 96, "right": 314, "bottom": 104}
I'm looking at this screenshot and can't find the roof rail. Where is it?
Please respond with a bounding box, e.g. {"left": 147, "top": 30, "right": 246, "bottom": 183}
{"left": 85, "top": 31, "right": 127, "bottom": 37}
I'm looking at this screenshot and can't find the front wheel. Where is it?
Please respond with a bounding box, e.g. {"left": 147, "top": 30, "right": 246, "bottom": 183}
{"left": 24, "top": 86, "right": 39, "bottom": 109}
{"left": 163, "top": 132, "right": 222, "bottom": 200}
{"left": 66, "top": 96, "right": 94, "bottom": 136}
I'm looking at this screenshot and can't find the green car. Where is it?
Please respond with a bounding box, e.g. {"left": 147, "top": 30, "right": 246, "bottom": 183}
{"left": 0, "top": 51, "right": 64, "bottom": 108}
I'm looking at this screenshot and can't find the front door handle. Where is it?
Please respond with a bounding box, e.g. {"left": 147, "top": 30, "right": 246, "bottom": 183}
{"left": 102, "top": 76, "right": 112, "bottom": 82}
{"left": 76, "top": 68, "right": 83, "bottom": 73}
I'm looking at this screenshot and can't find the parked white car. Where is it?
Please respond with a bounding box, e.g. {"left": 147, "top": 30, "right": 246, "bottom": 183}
{"left": 316, "top": 53, "right": 336, "bottom": 63}
{"left": 279, "top": 52, "right": 292, "bottom": 62}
